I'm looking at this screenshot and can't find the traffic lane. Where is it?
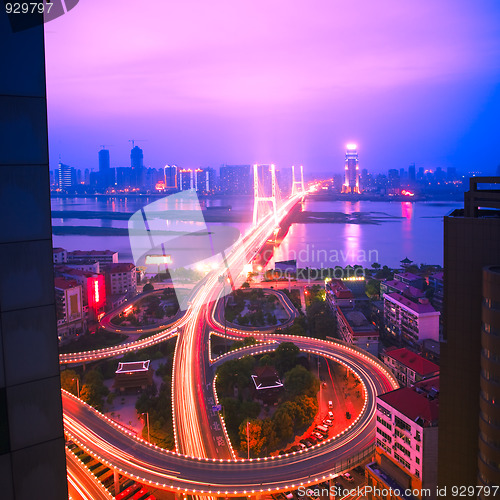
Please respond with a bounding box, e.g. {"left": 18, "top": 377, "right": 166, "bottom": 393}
{"left": 62, "top": 387, "right": 376, "bottom": 491}
{"left": 66, "top": 447, "right": 113, "bottom": 500}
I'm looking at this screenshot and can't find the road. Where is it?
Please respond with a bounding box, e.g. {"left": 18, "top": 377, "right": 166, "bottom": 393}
{"left": 62, "top": 332, "right": 396, "bottom": 496}
{"left": 61, "top": 189, "right": 398, "bottom": 496}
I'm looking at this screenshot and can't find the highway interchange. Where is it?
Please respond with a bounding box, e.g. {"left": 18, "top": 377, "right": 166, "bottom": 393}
{"left": 61, "top": 190, "right": 399, "bottom": 496}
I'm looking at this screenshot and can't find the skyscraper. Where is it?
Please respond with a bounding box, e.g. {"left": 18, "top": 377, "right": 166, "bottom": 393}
{"left": 1, "top": 6, "right": 68, "bottom": 498}
{"left": 164, "top": 165, "right": 178, "bottom": 189}
{"left": 438, "top": 177, "right": 500, "bottom": 490}
{"left": 58, "top": 161, "right": 75, "bottom": 189}
{"left": 98, "top": 147, "right": 113, "bottom": 188}
{"left": 341, "top": 144, "right": 360, "bottom": 194}
{"left": 408, "top": 163, "right": 416, "bottom": 181}
{"left": 130, "top": 145, "right": 143, "bottom": 170}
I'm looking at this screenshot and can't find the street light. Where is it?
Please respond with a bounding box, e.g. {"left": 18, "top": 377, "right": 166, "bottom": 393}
{"left": 72, "top": 377, "right": 80, "bottom": 398}
{"left": 142, "top": 412, "right": 150, "bottom": 442}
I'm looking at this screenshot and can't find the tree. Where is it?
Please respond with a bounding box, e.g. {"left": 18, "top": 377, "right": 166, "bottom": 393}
{"left": 80, "top": 369, "right": 109, "bottom": 411}
{"left": 239, "top": 419, "right": 266, "bottom": 457}
{"left": 60, "top": 369, "right": 79, "bottom": 396}
{"left": 241, "top": 282, "right": 250, "bottom": 289}
{"left": 275, "top": 342, "right": 300, "bottom": 374}
{"left": 273, "top": 407, "right": 294, "bottom": 440}
{"left": 365, "top": 279, "right": 381, "bottom": 298}
{"left": 143, "top": 283, "right": 154, "bottom": 292}
{"left": 284, "top": 365, "right": 318, "bottom": 398}
{"left": 371, "top": 262, "right": 381, "bottom": 269}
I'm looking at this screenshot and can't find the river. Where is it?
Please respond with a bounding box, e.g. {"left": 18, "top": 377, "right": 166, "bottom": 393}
{"left": 51, "top": 196, "right": 461, "bottom": 268}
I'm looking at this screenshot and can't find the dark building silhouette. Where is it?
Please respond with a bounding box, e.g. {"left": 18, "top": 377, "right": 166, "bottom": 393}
{"left": 408, "top": 163, "right": 416, "bottom": 181}
{"left": 480, "top": 265, "right": 500, "bottom": 489}
{"left": 438, "top": 177, "right": 500, "bottom": 491}
{"left": 98, "top": 148, "right": 113, "bottom": 188}
{"left": 130, "top": 145, "right": 143, "bottom": 170}
{"left": 1, "top": 7, "right": 68, "bottom": 498}
{"left": 219, "top": 164, "right": 251, "bottom": 194}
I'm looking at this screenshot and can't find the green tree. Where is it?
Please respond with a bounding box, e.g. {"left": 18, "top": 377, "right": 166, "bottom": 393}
{"left": 60, "top": 369, "right": 79, "bottom": 396}
{"left": 143, "top": 283, "right": 154, "bottom": 292}
{"left": 273, "top": 407, "right": 294, "bottom": 441}
{"left": 80, "top": 369, "right": 109, "bottom": 411}
{"left": 275, "top": 342, "right": 300, "bottom": 374}
{"left": 371, "top": 262, "right": 381, "bottom": 269}
{"left": 284, "top": 365, "right": 318, "bottom": 398}
{"left": 241, "top": 282, "right": 250, "bottom": 289}
{"left": 239, "top": 419, "right": 265, "bottom": 457}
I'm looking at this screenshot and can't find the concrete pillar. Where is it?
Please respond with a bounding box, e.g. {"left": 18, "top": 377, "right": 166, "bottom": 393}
{"left": 113, "top": 469, "right": 120, "bottom": 495}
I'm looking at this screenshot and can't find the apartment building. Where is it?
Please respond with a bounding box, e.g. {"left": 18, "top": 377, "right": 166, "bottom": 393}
{"left": 54, "top": 277, "right": 85, "bottom": 339}
{"left": 366, "top": 382, "right": 439, "bottom": 499}
{"left": 104, "top": 262, "right": 137, "bottom": 297}
{"left": 336, "top": 306, "right": 379, "bottom": 356}
{"left": 381, "top": 347, "right": 439, "bottom": 387}
{"left": 67, "top": 249, "right": 118, "bottom": 265}
{"left": 384, "top": 293, "right": 439, "bottom": 346}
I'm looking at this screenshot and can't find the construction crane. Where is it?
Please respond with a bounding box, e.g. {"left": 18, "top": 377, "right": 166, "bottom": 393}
{"left": 128, "top": 139, "right": 147, "bottom": 149}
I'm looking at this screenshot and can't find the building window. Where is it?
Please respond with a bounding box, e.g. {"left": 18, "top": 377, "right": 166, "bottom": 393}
{"left": 416, "top": 457, "right": 420, "bottom": 465}
{"left": 395, "top": 416, "right": 411, "bottom": 432}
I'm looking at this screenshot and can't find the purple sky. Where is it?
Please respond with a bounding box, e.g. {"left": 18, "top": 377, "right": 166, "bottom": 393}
{"left": 45, "top": 0, "right": 500, "bottom": 176}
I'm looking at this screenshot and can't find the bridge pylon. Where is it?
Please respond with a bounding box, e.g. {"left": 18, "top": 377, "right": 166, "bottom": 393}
{"left": 291, "top": 165, "right": 305, "bottom": 195}
{"left": 253, "top": 164, "right": 278, "bottom": 227}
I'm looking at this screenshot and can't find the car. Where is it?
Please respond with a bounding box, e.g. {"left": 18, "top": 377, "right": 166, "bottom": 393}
{"left": 278, "top": 450, "right": 286, "bottom": 455}
{"left": 346, "top": 411, "right": 351, "bottom": 419}
{"left": 342, "top": 472, "right": 354, "bottom": 482}
{"left": 291, "top": 445, "right": 300, "bottom": 452}
{"left": 324, "top": 419, "right": 333, "bottom": 426}
{"left": 328, "top": 411, "right": 334, "bottom": 419}
{"left": 328, "top": 401, "right": 333, "bottom": 409}
{"left": 298, "top": 442, "right": 306, "bottom": 450}
{"left": 322, "top": 382, "right": 327, "bottom": 388}
{"left": 304, "top": 440, "right": 313, "bottom": 447}
{"left": 285, "top": 492, "right": 293, "bottom": 500}
{"left": 313, "top": 432, "right": 324, "bottom": 440}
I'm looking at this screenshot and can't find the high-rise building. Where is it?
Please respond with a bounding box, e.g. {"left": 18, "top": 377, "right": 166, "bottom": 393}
{"left": 276, "top": 166, "right": 293, "bottom": 196}
{"left": 98, "top": 147, "right": 113, "bottom": 189}
{"left": 479, "top": 265, "right": 500, "bottom": 488}
{"left": 219, "top": 164, "right": 252, "bottom": 194}
{"left": 58, "top": 161, "right": 75, "bottom": 189}
{"left": 408, "top": 163, "right": 416, "bottom": 181}
{"left": 130, "top": 145, "right": 143, "bottom": 170}
{"left": 341, "top": 144, "right": 360, "bottom": 194}
{"left": 98, "top": 148, "right": 110, "bottom": 173}
{"left": 164, "top": 165, "right": 178, "bottom": 189}
{"left": 1, "top": 6, "right": 68, "bottom": 497}
{"left": 194, "top": 167, "right": 216, "bottom": 194}
{"left": 179, "top": 169, "right": 193, "bottom": 190}
{"left": 438, "top": 177, "right": 500, "bottom": 491}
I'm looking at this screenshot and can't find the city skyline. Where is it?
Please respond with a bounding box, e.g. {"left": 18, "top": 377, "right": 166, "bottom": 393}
{"left": 45, "top": 0, "right": 500, "bottom": 174}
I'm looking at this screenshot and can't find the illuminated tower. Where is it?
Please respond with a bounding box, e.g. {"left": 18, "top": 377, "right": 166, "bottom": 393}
{"left": 341, "top": 143, "right": 360, "bottom": 194}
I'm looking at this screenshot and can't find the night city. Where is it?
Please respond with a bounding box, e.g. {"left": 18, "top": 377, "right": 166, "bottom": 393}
{"left": 1, "top": 1, "right": 500, "bottom": 499}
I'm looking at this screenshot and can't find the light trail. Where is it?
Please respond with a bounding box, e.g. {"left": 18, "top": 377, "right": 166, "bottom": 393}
{"left": 61, "top": 188, "right": 399, "bottom": 496}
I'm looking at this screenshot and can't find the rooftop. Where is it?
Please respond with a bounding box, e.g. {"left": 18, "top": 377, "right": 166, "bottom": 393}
{"left": 383, "top": 280, "right": 425, "bottom": 299}
{"left": 429, "top": 271, "right": 444, "bottom": 281}
{"left": 339, "top": 308, "right": 379, "bottom": 336}
{"left": 385, "top": 347, "right": 439, "bottom": 376}
{"left": 385, "top": 292, "right": 438, "bottom": 314}
{"left": 327, "top": 279, "right": 354, "bottom": 299}
{"left": 394, "top": 272, "right": 422, "bottom": 282}
{"left": 68, "top": 249, "right": 117, "bottom": 256}
{"left": 54, "top": 265, "right": 96, "bottom": 278}
{"left": 54, "top": 277, "right": 80, "bottom": 290}
{"left": 414, "top": 375, "right": 440, "bottom": 396}
{"left": 53, "top": 247, "right": 66, "bottom": 253}
{"left": 106, "top": 263, "right": 136, "bottom": 273}
{"left": 115, "top": 360, "right": 150, "bottom": 373}
{"left": 378, "top": 387, "right": 439, "bottom": 427}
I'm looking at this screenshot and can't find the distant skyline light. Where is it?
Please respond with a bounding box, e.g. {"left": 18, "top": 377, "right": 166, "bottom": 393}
{"left": 44, "top": 0, "right": 500, "bottom": 176}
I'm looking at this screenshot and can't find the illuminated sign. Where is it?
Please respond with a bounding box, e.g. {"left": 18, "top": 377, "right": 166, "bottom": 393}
{"left": 401, "top": 189, "right": 415, "bottom": 197}
{"left": 145, "top": 255, "right": 172, "bottom": 265}
{"left": 88, "top": 275, "right": 105, "bottom": 311}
